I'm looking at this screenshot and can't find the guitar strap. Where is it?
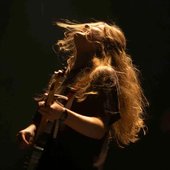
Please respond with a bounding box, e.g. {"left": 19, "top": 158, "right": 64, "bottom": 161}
{"left": 52, "top": 88, "right": 76, "bottom": 138}
{"left": 94, "top": 86, "right": 121, "bottom": 170}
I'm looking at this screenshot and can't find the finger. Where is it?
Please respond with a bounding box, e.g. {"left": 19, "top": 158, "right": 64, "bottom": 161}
{"left": 38, "top": 101, "right": 45, "bottom": 107}
{"left": 21, "top": 133, "right": 30, "bottom": 145}
{"left": 28, "top": 135, "right": 34, "bottom": 145}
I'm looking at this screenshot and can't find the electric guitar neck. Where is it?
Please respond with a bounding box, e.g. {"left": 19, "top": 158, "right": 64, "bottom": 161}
{"left": 25, "top": 69, "right": 67, "bottom": 170}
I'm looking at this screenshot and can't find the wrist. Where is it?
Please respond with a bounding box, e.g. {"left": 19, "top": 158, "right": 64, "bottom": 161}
{"left": 26, "top": 124, "right": 37, "bottom": 132}
{"left": 59, "top": 108, "right": 68, "bottom": 122}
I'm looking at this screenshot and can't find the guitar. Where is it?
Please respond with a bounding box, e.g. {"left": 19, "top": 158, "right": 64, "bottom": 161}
{"left": 25, "top": 69, "right": 67, "bottom": 170}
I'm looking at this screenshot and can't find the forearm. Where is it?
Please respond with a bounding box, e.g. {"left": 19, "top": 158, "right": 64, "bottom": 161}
{"left": 38, "top": 101, "right": 106, "bottom": 139}
{"left": 63, "top": 108, "right": 106, "bottom": 139}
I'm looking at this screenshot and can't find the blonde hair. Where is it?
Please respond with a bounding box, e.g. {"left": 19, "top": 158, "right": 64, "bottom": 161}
{"left": 54, "top": 20, "right": 148, "bottom": 146}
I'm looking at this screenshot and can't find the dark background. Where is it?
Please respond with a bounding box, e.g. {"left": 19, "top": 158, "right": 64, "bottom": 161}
{"left": 0, "top": 0, "right": 170, "bottom": 169}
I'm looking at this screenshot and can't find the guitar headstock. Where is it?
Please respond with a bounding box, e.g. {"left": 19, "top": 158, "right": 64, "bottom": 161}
{"left": 45, "top": 67, "right": 67, "bottom": 106}
{"left": 54, "top": 67, "right": 67, "bottom": 78}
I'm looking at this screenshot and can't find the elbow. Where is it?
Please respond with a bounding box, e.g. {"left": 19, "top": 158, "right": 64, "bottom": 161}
{"left": 93, "top": 127, "right": 106, "bottom": 140}
{"left": 92, "top": 118, "right": 107, "bottom": 140}
{"left": 95, "top": 134, "right": 105, "bottom": 140}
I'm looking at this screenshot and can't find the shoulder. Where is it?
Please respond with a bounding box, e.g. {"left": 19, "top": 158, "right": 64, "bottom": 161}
{"left": 91, "top": 65, "right": 117, "bottom": 80}
{"left": 90, "top": 65, "right": 117, "bottom": 88}
{"left": 92, "top": 65, "right": 116, "bottom": 77}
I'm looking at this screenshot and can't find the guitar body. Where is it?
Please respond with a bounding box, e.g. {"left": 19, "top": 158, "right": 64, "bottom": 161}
{"left": 24, "top": 69, "right": 67, "bottom": 170}
{"left": 24, "top": 118, "right": 54, "bottom": 170}
{"left": 25, "top": 144, "right": 44, "bottom": 170}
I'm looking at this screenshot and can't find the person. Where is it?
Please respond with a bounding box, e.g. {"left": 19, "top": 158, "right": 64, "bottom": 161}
{"left": 17, "top": 19, "right": 148, "bottom": 170}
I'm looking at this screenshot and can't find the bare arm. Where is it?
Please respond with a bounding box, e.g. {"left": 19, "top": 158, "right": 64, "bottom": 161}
{"left": 64, "top": 108, "right": 106, "bottom": 139}
{"left": 38, "top": 102, "right": 106, "bottom": 140}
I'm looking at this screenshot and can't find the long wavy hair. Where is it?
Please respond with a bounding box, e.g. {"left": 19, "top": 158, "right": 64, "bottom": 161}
{"left": 54, "top": 20, "right": 148, "bottom": 146}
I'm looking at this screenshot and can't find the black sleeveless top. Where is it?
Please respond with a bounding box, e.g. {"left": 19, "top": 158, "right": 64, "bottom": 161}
{"left": 34, "top": 67, "right": 120, "bottom": 170}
